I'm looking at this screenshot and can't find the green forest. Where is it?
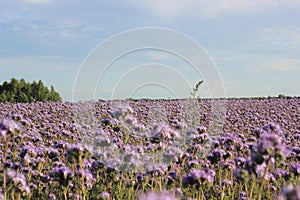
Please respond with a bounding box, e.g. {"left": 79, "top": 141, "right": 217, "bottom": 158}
{"left": 0, "top": 78, "right": 61, "bottom": 103}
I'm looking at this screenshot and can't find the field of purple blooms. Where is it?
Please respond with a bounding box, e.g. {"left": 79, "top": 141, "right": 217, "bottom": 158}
{"left": 0, "top": 97, "right": 300, "bottom": 200}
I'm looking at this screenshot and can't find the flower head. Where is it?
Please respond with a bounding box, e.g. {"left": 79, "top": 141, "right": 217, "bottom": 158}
{"left": 182, "top": 168, "right": 215, "bottom": 186}
{"left": 290, "top": 162, "right": 300, "bottom": 176}
{"left": 50, "top": 166, "right": 73, "bottom": 187}
{"left": 138, "top": 190, "right": 176, "bottom": 200}
{"left": 6, "top": 169, "right": 30, "bottom": 196}
{"left": 278, "top": 183, "right": 300, "bottom": 200}
{"left": 101, "top": 191, "right": 110, "bottom": 199}
{"left": 65, "top": 143, "right": 90, "bottom": 163}
{"left": 0, "top": 119, "right": 20, "bottom": 139}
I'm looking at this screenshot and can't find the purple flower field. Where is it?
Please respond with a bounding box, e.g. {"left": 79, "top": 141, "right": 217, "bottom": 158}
{"left": 1, "top": 97, "right": 300, "bottom": 200}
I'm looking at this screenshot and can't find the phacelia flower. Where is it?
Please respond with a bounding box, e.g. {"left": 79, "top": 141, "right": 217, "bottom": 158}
{"left": 138, "top": 190, "right": 176, "bottom": 200}
{"left": 278, "top": 183, "right": 300, "bottom": 200}
{"left": 65, "top": 143, "right": 90, "bottom": 163}
{"left": 101, "top": 191, "right": 110, "bottom": 199}
{"left": 290, "top": 162, "right": 300, "bottom": 176}
{"left": 50, "top": 166, "right": 73, "bottom": 187}
{"left": 0, "top": 119, "right": 20, "bottom": 138}
{"left": 182, "top": 168, "right": 215, "bottom": 186}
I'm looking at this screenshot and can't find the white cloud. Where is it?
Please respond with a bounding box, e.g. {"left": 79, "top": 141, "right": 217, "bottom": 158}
{"left": 258, "top": 58, "right": 300, "bottom": 72}
{"left": 25, "top": 0, "right": 50, "bottom": 3}
{"left": 126, "top": 0, "right": 195, "bottom": 19}
{"left": 125, "top": 0, "right": 300, "bottom": 19}
{"left": 0, "top": 55, "right": 73, "bottom": 70}
{"left": 147, "top": 51, "right": 173, "bottom": 60}
{"left": 55, "top": 19, "right": 81, "bottom": 29}
{"left": 259, "top": 27, "right": 300, "bottom": 51}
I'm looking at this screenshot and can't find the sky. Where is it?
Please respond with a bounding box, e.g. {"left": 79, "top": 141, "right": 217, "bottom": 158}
{"left": 0, "top": 0, "right": 300, "bottom": 101}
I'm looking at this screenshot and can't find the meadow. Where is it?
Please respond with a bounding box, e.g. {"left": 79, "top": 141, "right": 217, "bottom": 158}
{"left": 0, "top": 97, "right": 299, "bottom": 200}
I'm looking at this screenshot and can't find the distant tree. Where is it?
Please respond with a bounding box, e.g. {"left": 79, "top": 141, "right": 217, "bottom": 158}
{"left": 0, "top": 78, "right": 62, "bottom": 103}
{"left": 278, "top": 94, "right": 285, "bottom": 98}
{"left": 0, "top": 92, "right": 7, "bottom": 102}
{"left": 49, "top": 85, "right": 61, "bottom": 101}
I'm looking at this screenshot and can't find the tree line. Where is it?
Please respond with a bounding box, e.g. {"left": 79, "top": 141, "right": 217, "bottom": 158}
{"left": 0, "top": 78, "right": 62, "bottom": 103}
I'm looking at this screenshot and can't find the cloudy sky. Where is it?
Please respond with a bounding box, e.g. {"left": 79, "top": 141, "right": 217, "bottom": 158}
{"left": 1, "top": 0, "right": 300, "bottom": 101}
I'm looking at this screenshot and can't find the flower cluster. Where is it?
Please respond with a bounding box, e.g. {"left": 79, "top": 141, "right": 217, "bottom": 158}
{"left": 0, "top": 97, "right": 299, "bottom": 199}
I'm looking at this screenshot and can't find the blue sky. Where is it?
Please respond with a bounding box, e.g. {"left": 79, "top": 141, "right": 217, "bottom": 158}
{"left": 1, "top": 0, "right": 300, "bottom": 101}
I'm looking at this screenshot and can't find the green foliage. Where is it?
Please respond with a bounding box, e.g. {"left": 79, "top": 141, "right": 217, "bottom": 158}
{"left": 0, "top": 78, "right": 62, "bottom": 103}
{"left": 191, "top": 80, "right": 204, "bottom": 99}
{"left": 278, "top": 94, "right": 292, "bottom": 99}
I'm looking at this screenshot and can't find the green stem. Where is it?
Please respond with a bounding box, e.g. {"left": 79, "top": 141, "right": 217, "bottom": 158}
{"left": 250, "top": 176, "right": 256, "bottom": 199}
{"left": 63, "top": 187, "right": 68, "bottom": 200}
{"left": 79, "top": 161, "right": 86, "bottom": 200}
{"left": 3, "top": 136, "right": 9, "bottom": 200}
{"left": 258, "top": 159, "right": 271, "bottom": 200}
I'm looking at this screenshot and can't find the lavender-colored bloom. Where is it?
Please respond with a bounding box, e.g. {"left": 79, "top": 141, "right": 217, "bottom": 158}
{"left": 111, "top": 105, "right": 133, "bottom": 119}
{"left": 207, "top": 149, "right": 226, "bottom": 164}
{"left": 275, "top": 169, "right": 289, "bottom": 179}
{"left": 257, "top": 132, "right": 283, "bottom": 155}
{"left": 79, "top": 169, "right": 96, "bottom": 189}
{"left": 234, "top": 168, "right": 249, "bottom": 182}
{"left": 290, "top": 162, "right": 300, "bottom": 176}
{"left": 101, "top": 116, "right": 112, "bottom": 126}
{"left": 187, "top": 159, "right": 200, "bottom": 167}
{"left": 197, "top": 125, "right": 207, "bottom": 134}
{"left": 168, "top": 171, "right": 177, "bottom": 180}
{"left": 49, "top": 193, "right": 56, "bottom": 200}
{"left": 138, "top": 190, "right": 176, "bottom": 200}
{"left": 182, "top": 175, "right": 194, "bottom": 186}
{"left": 253, "top": 123, "right": 286, "bottom": 163}
{"left": 220, "top": 160, "right": 235, "bottom": 170}
{"left": 50, "top": 166, "right": 73, "bottom": 187}
{"left": 183, "top": 168, "right": 215, "bottom": 186}
{"left": 65, "top": 143, "right": 89, "bottom": 163}
{"left": 6, "top": 169, "right": 30, "bottom": 195}
{"left": 101, "top": 191, "right": 110, "bottom": 199}
{"left": 239, "top": 191, "right": 248, "bottom": 200}
{"left": 262, "top": 122, "right": 284, "bottom": 136}
{"left": 278, "top": 184, "right": 300, "bottom": 200}
{"left": 0, "top": 119, "right": 20, "bottom": 138}
{"left": 222, "top": 179, "right": 232, "bottom": 187}
{"left": 255, "top": 163, "right": 267, "bottom": 178}
{"left": 45, "top": 147, "right": 59, "bottom": 161}
{"left": 68, "top": 193, "right": 82, "bottom": 200}
{"left": 54, "top": 140, "right": 69, "bottom": 149}
{"left": 234, "top": 157, "right": 246, "bottom": 167}
{"left": 174, "top": 188, "right": 183, "bottom": 197}
{"left": 136, "top": 173, "right": 148, "bottom": 182}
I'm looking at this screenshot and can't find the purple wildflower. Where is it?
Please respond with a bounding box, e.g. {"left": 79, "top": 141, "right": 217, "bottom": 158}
{"left": 79, "top": 169, "right": 96, "bottom": 189}
{"left": 6, "top": 169, "right": 30, "bottom": 196}
{"left": 101, "top": 191, "right": 110, "bottom": 199}
{"left": 234, "top": 168, "right": 249, "bottom": 182}
{"left": 290, "top": 162, "right": 300, "bottom": 176}
{"left": 234, "top": 157, "right": 246, "bottom": 167}
{"left": 207, "top": 149, "right": 226, "bottom": 164}
{"left": 50, "top": 166, "right": 73, "bottom": 187}
{"left": 222, "top": 179, "right": 232, "bottom": 187}
{"left": 182, "top": 168, "right": 215, "bottom": 186}
{"left": 278, "top": 184, "right": 300, "bottom": 200}
{"left": 0, "top": 119, "right": 20, "bottom": 138}
{"left": 138, "top": 190, "right": 176, "bottom": 200}
{"left": 262, "top": 122, "right": 284, "bottom": 136}
{"left": 49, "top": 193, "right": 56, "bottom": 200}
{"left": 65, "top": 143, "right": 90, "bottom": 163}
